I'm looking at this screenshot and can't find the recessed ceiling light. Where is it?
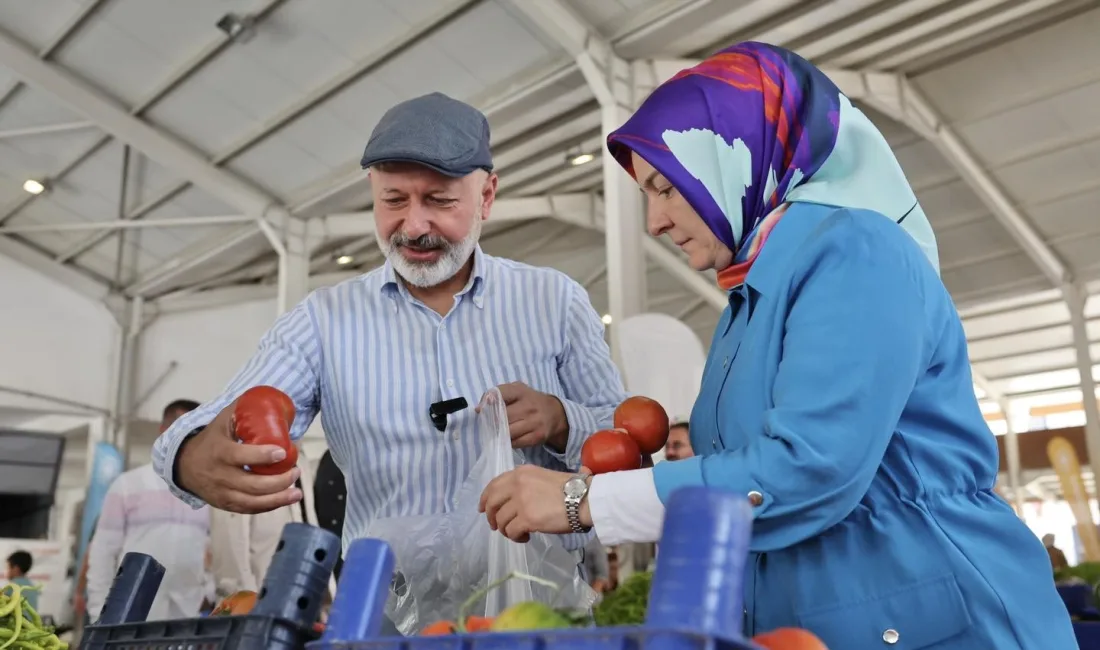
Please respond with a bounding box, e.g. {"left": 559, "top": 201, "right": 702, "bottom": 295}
{"left": 22, "top": 179, "right": 46, "bottom": 195}
{"left": 336, "top": 254, "right": 353, "bottom": 265}
{"left": 570, "top": 153, "right": 595, "bottom": 166}
{"left": 601, "top": 313, "right": 613, "bottom": 325}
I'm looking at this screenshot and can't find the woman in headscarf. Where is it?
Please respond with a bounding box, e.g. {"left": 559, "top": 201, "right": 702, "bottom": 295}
{"left": 480, "top": 42, "right": 1073, "bottom": 648}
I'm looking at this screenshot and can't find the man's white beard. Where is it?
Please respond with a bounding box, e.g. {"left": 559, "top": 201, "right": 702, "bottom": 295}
{"left": 376, "top": 212, "right": 483, "bottom": 289}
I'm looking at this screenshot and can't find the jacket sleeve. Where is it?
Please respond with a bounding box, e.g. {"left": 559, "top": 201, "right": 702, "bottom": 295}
{"left": 652, "top": 211, "right": 932, "bottom": 552}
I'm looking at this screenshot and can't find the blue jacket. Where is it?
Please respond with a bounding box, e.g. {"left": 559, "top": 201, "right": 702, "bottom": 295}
{"left": 653, "top": 202, "right": 1075, "bottom": 649}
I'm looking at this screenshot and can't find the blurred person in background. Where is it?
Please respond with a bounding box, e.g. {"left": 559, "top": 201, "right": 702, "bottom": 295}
{"left": 313, "top": 450, "right": 347, "bottom": 582}
{"left": 582, "top": 538, "right": 610, "bottom": 594}
{"left": 663, "top": 421, "right": 693, "bottom": 461}
{"left": 86, "top": 400, "right": 209, "bottom": 622}
{"left": 1044, "top": 533, "right": 1069, "bottom": 572}
{"left": 5, "top": 550, "right": 38, "bottom": 611}
{"left": 208, "top": 443, "right": 319, "bottom": 597}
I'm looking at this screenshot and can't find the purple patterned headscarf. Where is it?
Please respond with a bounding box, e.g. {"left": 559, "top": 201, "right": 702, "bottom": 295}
{"left": 606, "top": 41, "right": 938, "bottom": 286}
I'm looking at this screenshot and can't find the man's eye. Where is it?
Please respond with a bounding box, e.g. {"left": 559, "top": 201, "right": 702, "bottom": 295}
{"left": 657, "top": 186, "right": 675, "bottom": 198}
{"left": 383, "top": 198, "right": 405, "bottom": 206}
{"left": 429, "top": 197, "right": 457, "bottom": 206}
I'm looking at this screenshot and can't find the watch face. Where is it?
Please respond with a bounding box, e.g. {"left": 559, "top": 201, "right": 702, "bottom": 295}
{"left": 564, "top": 476, "right": 587, "bottom": 499}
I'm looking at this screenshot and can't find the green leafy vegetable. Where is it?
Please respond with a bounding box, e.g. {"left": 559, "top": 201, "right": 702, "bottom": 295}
{"left": 0, "top": 583, "right": 68, "bottom": 649}
{"left": 593, "top": 571, "right": 652, "bottom": 627}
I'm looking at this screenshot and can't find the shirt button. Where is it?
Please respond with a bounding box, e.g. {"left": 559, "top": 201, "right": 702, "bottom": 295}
{"left": 747, "top": 490, "right": 764, "bottom": 507}
{"left": 446, "top": 379, "right": 454, "bottom": 387}
{"left": 882, "top": 628, "right": 899, "bottom": 644}
{"left": 722, "top": 356, "right": 729, "bottom": 368}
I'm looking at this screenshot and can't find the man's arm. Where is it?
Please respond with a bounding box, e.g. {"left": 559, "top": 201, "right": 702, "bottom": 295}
{"left": 85, "top": 483, "right": 127, "bottom": 620}
{"left": 547, "top": 281, "right": 630, "bottom": 469}
{"left": 152, "top": 299, "right": 324, "bottom": 507}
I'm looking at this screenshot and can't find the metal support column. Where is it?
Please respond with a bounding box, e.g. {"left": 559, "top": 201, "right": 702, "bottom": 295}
{"left": 259, "top": 210, "right": 317, "bottom": 315}
{"left": 506, "top": 0, "right": 647, "bottom": 362}
{"left": 1065, "top": 283, "right": 1100, "bottom": 483}
{"left": 1000, "top": 398, "right": 1025, "bottom": 515}
{"left": 110, "top": 296, "right": 145, "bottom": 467}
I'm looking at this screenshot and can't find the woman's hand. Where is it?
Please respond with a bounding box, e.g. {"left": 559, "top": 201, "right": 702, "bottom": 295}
{"left": 479, "top": 465, "right": 593, "bottom": 542}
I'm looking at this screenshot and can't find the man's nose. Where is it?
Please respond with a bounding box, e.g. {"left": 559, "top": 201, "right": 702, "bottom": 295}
{"left": 402, "top": 203, "right": 433, "bottom": 238}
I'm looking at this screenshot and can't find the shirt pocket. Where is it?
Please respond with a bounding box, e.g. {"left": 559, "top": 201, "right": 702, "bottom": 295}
{"left": 796, "top": 574, "right": 973, "bottom": 649}
{"left": 478, "top": 358, "right": 561, "bottom": 397}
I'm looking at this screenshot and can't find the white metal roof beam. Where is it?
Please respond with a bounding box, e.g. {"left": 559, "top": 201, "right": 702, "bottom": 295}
{"left": 0, "top": 27, "right": 276, "bottom": 216}
{"left": 0, "top": 236, "right": 111, "bottom": 304}
{"left": 832, "top": 68, "right": 1069, "bottom": 287}
{"left": 290, "top": 1, "right": 703, "bottom": 215}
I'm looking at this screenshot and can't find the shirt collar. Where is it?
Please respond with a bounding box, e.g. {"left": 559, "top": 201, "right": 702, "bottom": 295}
{"left": 742, "top": 202, "right": 814, "bottom": 298}
{"left": 381, "top": 245, "right": 488, "bottom": 309}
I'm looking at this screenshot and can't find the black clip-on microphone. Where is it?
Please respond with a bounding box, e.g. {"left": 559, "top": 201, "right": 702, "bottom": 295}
{"left": 430, "top": 397, "right": 469, "bottom": 432}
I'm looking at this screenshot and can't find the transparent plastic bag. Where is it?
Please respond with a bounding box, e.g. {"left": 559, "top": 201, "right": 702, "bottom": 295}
{"left": 364, "top": 387, "right": 597, "bottom": 635}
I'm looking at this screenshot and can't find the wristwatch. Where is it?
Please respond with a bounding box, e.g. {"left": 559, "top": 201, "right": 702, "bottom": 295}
{"left": 563, "top": 473, "right": 592, "bottom": 533}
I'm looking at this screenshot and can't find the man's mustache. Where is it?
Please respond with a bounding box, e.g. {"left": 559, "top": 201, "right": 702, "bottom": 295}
{"left": 391, "top": 233, "right": 450, "bottom": 250}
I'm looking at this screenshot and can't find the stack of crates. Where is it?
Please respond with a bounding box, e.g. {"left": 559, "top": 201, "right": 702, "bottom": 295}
{"left": 79, "top": 522, "right": 341, "bottom": 650}
{"left": 82, "top": 486, "right": 761, "bottom": 650}
{"left": 312, "top": 486, "right": 762, "bottom": 650}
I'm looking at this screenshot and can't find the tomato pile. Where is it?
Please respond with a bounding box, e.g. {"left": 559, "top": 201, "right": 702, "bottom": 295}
{"left": 234, "top": 385, "right": 297, "bottom": 475}
{"left": 581, "top": 396, "right": 670, "bottom": 474}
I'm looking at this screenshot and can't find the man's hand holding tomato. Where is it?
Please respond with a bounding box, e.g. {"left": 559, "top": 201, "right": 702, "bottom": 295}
{"left": 175, "top": 395, "right": 302, "bottom": 514}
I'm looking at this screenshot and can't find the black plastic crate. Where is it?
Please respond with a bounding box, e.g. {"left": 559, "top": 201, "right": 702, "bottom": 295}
{"left": 80, "top": 612, "right": 316, "bottom": 650}
{"left": 80, "top": 522, "right": 340, "bottom": 650}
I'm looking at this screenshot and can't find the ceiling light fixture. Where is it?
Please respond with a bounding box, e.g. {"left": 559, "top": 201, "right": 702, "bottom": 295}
{"left": 336, "top": 254, "right": 354, "bottom": 265}
{"left": 22, "top": 179, "right": 46, "bottom": 195}
{"left": 215, "top": 12, "right": 257, "bottom": 43}
{"left": 570, "top": 153, "right": 595, "bottom": 166}
{"left": 601, "top": 314, "right": 613, "bottom": 325}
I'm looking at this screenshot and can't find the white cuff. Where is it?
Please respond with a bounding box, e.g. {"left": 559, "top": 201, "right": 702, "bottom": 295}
{"left": 588, "top": 468, "right": 665, "bottom": 546}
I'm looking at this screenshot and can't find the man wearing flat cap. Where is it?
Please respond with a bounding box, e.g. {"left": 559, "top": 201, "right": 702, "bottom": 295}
{"left": 152, "top": 92, "right": 628, "bottom": 615}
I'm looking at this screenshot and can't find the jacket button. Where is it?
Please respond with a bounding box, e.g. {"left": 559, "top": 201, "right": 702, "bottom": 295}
{"left": 882, "top": 628, "right": 899, "bottom": 644}
{"left": 747, "top": 490, "right": 764, "bottom": 507}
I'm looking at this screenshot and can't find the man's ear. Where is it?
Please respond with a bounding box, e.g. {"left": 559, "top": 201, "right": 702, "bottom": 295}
{"left": 480, "top": 172, "right": 498, "bottom": 220}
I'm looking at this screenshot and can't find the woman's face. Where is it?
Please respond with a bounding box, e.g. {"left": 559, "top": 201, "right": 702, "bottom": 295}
{"left": 631, "top": 151, "right": 734, "bottom": 272}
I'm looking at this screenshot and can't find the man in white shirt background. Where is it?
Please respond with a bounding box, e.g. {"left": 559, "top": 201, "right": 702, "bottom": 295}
{"left": 86, "top": 400, "right": 211, "bottom": 622}
{"left": 208, "top": 443, "right": 321, "bottom": 598}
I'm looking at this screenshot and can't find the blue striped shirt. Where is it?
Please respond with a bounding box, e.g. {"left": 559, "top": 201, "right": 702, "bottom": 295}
{"left": 152, "top": 246, "right": 627, "bottom": 552}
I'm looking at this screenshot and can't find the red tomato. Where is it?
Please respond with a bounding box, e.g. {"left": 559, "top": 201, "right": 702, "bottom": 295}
{"left": 581, "top": 430, "right": 642, "bottom": 474}
{"left": 752, "top": 628, "right": 829, "bottom": 650}
{"left": 463, "top": 615, "right": 494, "bottom": 632}
{"left": 234, "top": 386, "right": 298, "bottom": 475}
{"left": 211, "top": 590, "right": 257, "bottom": 616}
{"left": 614, "top": 396, "right": 670, "bottom": 455}
{"left": 420, "top": 621, "right": 457, "bottom": 635}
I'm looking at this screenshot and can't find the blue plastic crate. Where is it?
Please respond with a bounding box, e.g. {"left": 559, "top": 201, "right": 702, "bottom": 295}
{"left": 311, "top": 487, "right": 763, "bottom": 650}
{"left": 80, "top": 522, "right": 341, "bottom": 650}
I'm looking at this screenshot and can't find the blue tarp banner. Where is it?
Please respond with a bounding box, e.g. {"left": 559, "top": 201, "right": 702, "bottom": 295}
{"left": 72, "top": 441, "right": 124, "bottom": 598}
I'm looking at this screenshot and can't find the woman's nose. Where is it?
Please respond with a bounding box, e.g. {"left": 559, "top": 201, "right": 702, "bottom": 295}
{"left": 647, "top": 207, "right": 672, "bottom": 237}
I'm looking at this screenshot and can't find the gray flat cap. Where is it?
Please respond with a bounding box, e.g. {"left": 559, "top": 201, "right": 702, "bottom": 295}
{"left": 360, "top": 92, "right": 493, "bottom": 177}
